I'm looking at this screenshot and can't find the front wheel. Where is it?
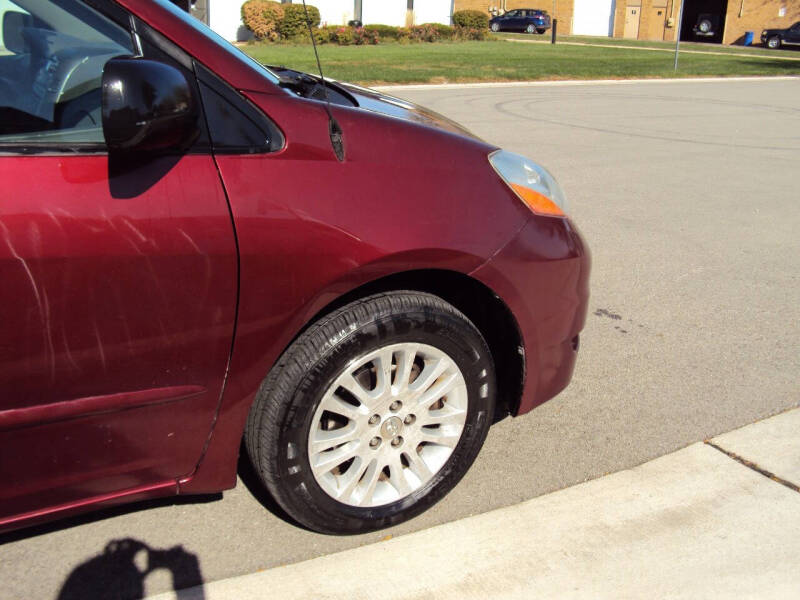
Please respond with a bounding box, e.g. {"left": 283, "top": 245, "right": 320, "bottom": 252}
{"left": 245, "top": 291, "right": 496, "bottom": 534}
{"left": 767, "top": 36, "right": 781, "bottom": 49}
{"left": 491, "top": 22, "right": 500, "bottom": 32}
{"left": 526, "top": 24, "right": 535, "bottom": 34}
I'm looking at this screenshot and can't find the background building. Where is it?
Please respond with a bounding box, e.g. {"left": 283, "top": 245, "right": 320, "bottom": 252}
{"left": 572, "top": 0, "right": 616, "bottom": 37}
{"left": 454, "top": 1, "right": 578, "bottom": 34}
{"left": 196, "top": 0, "right": 799, "bottom": 45}
{"left": 613, "top": 0, "right": 800, "bottom": 44}
{"left": 612, "top": 0, "right": 679, "bottom": 41}
{"left": 197, "top": 0, "right": 453, "bottom": 41}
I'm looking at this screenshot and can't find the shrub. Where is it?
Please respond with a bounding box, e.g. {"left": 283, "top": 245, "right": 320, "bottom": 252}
{"left": 364, "top": 24, "right": 401, "bottom": 40}
{"left": 322, "top": 26, "right": 379, "bottom": 46}
{"left": 241, "top": 0, "right": 284, "bottom": 41}
{"left": 408, "top": 24, "right": 440, "bottom": 42}
{"left": 247, "top": 17, "right": 484, "bottom": 46}
{"left": 395, "top": 27, "right": 412, "bottom": 43}
{"left": 453, "top": 26, "right": 488, "bottom": 41}
{"left": 313, "top": 26, "right": 334, "bottom": 44}
{"left": 278, "top": 3, "right": 321, "bottom": 39}
{"left": 423, "top": 23, "right": 455, "bottom": 40}
{"left": 282, "top": 32, "right": 313, "bottom": 44}
{"left": 452, "top": 9, "right": 489, "bottom": 30}
{"left": 364, "top": 23, "right": 454, "bottom": 42}
{"left": 352, "top": 27, "right": 379, "bottom": 45}
{"left": 332, "top": 26, "right": 354, "bottom": 45}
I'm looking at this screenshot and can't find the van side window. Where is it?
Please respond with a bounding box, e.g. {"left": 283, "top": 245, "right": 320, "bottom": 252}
{"left": 0, "top": 0, "right": 133, "bottom": 146}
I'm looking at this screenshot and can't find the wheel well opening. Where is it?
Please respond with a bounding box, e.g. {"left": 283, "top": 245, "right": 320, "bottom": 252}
{"left": 300, "top": 270, "right": 525, "bottom": 418}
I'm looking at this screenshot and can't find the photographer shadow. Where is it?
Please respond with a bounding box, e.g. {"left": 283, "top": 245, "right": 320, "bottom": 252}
{"left": 57, "top": 538, "right": 205, "bottom": 600}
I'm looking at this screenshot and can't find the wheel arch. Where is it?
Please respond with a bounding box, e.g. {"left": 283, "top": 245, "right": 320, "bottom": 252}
{"left": 180, "top": 269, "right": 526, "bottom": 495}
{"left": 291, "top": 269, "right": 526, "bottom": 419}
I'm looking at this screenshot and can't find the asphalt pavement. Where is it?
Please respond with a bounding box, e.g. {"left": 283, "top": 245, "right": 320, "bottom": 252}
{"left": 2, "top": 77, "right": 798, "bottom": 599}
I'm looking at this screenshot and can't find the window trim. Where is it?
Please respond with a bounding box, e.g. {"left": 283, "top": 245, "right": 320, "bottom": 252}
{"left": 0, "top": 145, "right": 107, "bottom": 156}
{"left": 0, "top": 0, "right": 281, "bottom": 158}
{"left": 195, "top": 61, "right": 285, "bottom": 155}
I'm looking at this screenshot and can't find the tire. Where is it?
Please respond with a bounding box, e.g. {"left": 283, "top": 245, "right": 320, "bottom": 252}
{"left": 526, "top": 24, "right": 535, "bottom": 34}
{"left": 245, "top": 291, "right": 496, "bottom": 535}
{"left": 537, "top": 28, "right": 546, "bottom": 35}
{"left": 767, "top": 36, "right": 781, "bottom": 49}
{"left": 491, "top": 22, "right": 500, "bottom": 32}
{"left": 698, "top": 18, "right": 712, "bottom": 34}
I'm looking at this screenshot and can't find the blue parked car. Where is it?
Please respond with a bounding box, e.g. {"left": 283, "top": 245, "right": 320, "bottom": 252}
{"left": 489, "top": 8, "right": 551, "bottom": 34}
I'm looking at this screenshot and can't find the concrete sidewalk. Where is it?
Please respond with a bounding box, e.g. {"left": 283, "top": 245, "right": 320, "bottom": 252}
{"left": 149, "top": 408, "right": 800, "bottom": 600}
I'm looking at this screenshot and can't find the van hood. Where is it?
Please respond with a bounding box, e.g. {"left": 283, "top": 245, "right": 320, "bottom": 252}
{"left": 268, "top": 65, "right": 480, "bottom": 141}
{"left": 335, "top": 81, "right": 481, "bottom": 141}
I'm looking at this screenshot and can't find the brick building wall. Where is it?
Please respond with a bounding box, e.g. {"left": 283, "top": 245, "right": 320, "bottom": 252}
{"left": 723, "top": 0, "right": 800, "bottom": 44}
{"left": 613, "top": 0, "right": 680, "bottom": 41}
{"left": 454, "top": 1, "right": 575, "bottom": 33}
{"left": 450, "top": 0, "right": 797, "bottom": 44}
{"left": 612, "top": 0, "right": 799, "bottom": 44}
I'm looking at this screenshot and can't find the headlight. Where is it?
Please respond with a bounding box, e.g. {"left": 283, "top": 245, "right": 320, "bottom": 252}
{"left": 488, "top": 150, "right": 567, "bottom": 217}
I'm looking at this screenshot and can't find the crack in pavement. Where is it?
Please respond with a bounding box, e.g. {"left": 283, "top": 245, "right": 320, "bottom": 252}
{"left": 704, "top": 440, "right": 800, "bottom": 494}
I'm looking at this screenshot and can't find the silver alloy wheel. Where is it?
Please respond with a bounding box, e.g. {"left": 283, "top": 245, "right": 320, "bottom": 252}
{"left": 491, "top": 22, "right": 499, "bottom": 32}
{"left": 307, "top": 343, "right": 468, "bottom": 507}
{"left": 768, "top": 36, "right": 780, "bottom": 49}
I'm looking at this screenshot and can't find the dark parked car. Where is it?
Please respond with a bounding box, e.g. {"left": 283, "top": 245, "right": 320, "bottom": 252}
{"left": 490, "top": 8, "right": 551, "bottom": 34}
{"left": 0, "top": 0, "right": 589, "bottom": 535}
{"left": 761, "top": 21, "right": 800, "bottom": 49}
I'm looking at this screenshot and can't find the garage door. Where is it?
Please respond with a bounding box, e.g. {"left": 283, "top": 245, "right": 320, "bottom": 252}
{"left": 573, "top": 0, "right": 615, "bottom": 37}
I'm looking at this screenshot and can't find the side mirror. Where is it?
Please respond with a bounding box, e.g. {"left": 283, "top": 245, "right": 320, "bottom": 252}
{"left": 3, "top": 11, "right": 33, "bottom": 54}
{"left": 102, "top": 57, "right": 199, "bottom": 153}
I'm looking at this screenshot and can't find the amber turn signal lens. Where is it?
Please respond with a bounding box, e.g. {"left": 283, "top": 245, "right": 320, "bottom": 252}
{"left": 510, "top": 183, "right": 565, "bottom": 217}
{"left": 488, "top": 150, "right": 568, "bottom": 218}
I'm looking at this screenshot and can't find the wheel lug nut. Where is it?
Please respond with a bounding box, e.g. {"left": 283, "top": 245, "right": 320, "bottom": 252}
{"left": 391, "top": 436, "right": 403, "bottom": 448}
{"left": 368, "top": 414, "right": 380, "bottom": 425}
{"left": 404, "top": 414, "right": 416, "bottom": 425}
{"left": 389, "top": 401, "right": 402, "bottom": 412}
{"left": 369, "top": 437, "right": 381, "bottom": 449}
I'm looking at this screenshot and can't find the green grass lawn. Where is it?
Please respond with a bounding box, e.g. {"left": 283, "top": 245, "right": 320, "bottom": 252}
{"left": 243, "top": 40, "right": 800, "bottom": 86}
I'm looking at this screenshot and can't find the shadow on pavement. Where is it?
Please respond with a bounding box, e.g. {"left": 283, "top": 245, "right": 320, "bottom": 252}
{"left": 57, "top": 537, "right": 204, "bottom": 600}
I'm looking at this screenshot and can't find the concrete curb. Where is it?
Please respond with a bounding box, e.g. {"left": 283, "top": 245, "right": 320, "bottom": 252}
{"left": 148, "top": 408, "right": 800, "bottom": 600}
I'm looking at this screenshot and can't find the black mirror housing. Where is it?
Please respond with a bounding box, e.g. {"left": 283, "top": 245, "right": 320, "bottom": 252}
{"left": 102, "top": 57, "right": 199, "bottom": 153}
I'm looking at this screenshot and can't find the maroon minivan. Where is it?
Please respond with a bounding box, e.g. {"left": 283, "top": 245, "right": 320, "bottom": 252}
{"left": 0, "top": 0, "right": 589, "bottom": 534}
